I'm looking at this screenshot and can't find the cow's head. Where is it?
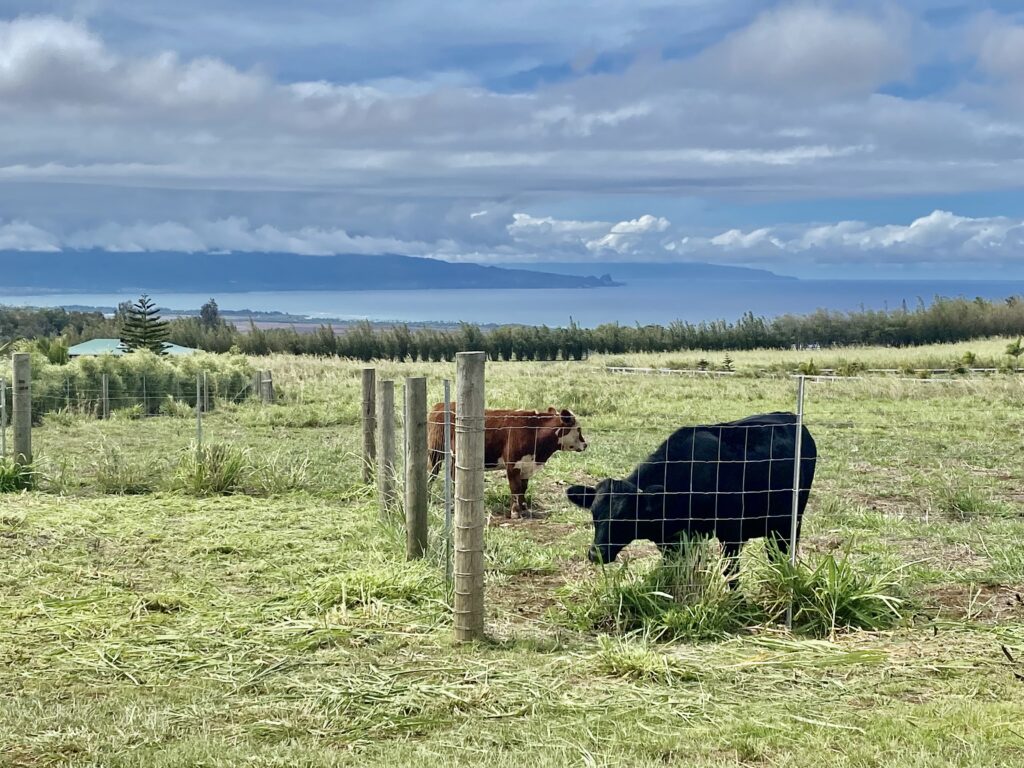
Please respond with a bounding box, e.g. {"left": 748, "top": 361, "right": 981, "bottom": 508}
{"left": 552, "top": 408, "right": 587, "bottom": 452}
{"left": 566, "top": 479, "right": 664, "bottom": 564}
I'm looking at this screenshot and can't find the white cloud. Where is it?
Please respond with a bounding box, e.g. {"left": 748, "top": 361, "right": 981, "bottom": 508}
{"left": 690, "top": 4, "right": 909, "bottom": 95}
{"left": 6, "top": 210, "right": 1024, "bottom": 271}
{"left": 0, "top": 219, "right": 60, "bottom": 251}
{"left": 976, "top": 23, "right": 1024, "bottom": 81}
{"left": 64, "top": 217, "right": 439, "bottom": 256}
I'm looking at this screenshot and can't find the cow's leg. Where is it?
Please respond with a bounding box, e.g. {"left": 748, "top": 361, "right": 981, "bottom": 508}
{"left": 721, "top": 541, "right": 741, "bottom": 589}
{"left": 506, "top": 467, "right": 527, "bottom": 519}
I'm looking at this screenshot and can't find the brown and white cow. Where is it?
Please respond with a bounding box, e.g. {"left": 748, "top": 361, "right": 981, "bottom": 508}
{"left": 428, "top": 404, "right": 587, "bottom": 518}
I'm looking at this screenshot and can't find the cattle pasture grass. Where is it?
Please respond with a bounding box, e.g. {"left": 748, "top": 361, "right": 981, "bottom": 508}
{"left": 2, "top": 349, "right": 1024, "bottom": 766}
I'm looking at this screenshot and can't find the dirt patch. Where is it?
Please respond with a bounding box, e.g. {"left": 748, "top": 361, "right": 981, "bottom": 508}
{"left": 922, "top": 584, "right": 1024, "bottom": 621}
{"left": 488, "top": 560, "right": 592, "bottom": 623}
{"left": 892, "top": 537, "right": 989, "bottom": 572}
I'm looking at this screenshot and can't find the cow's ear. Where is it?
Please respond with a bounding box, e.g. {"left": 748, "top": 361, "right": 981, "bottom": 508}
{"left": 642, "top": 485, "right": 666, "bottom": 517}
{"left": 559, "top": 409, "right": 575, "bottom": 426}
{"left": 567, "top": 484, "right": 597, "bottom": 509}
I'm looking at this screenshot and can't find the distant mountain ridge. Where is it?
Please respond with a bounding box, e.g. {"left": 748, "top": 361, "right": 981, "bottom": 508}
{"left": 513, "top": 261, "right": 794, "bottom": 281}
{"left": 0, "top": 250, "right": 618, "bottom": 293}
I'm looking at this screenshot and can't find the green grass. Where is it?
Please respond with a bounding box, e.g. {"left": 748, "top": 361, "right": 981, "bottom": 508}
{"left": 2, "top": 346, "right": 1024, "bottom": 766}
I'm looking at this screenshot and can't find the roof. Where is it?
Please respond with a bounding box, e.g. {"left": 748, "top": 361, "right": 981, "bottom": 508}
{"left": 67, "top": 339, "right": 199, "bottom": 357}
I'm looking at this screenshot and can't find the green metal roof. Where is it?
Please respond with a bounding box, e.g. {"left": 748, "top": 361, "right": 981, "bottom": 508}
{"left": 68, "top": 339, "right": 199, "bottom": 357}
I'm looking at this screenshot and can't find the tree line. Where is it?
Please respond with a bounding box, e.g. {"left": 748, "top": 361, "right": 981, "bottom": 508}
{"left": 3, "top": 295, "right": 1024, "bottom": 362}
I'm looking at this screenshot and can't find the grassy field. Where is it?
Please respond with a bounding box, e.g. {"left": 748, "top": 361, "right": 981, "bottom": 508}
{"left": 2, "top": 346, "right": 1024, "bottom": 767}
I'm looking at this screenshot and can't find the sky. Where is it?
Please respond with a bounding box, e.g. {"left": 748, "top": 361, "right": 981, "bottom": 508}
{"left": 1, "top": 1, "right": 1024, "bottom": 278}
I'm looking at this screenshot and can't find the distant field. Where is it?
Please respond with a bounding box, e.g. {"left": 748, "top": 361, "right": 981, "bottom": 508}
{"left": 2, "top": 345, "right": 1023, "bottom": 766}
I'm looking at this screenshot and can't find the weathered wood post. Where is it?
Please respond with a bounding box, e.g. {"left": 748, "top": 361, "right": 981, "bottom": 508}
{"left": 1, "top": 377, "right": 7, "bottom": 457}
{"left": 203, "top": 370, "right": 211, "bottom": 412}
{"left": 251, "top": 371, "right": 262, "bottom": 400}
{"left": 101, "top": 373, "right": 110, "bottom": 419}
{"left": 404, "top": 377, "right": 428, "bottom": 559}
{"left": 261, "top": 370, "right": 274, "bottom": 404}
{"left": 376, "top": 378, "right": 396, "bottom": 519}
{"left": 12, "top": 353, "right": 32, "bottom": 468}
{"left": 454, "top": 351, "right": 485, "bottom": 643}
{"left": 361, "top": 368, "right": 377, "bottom": 483}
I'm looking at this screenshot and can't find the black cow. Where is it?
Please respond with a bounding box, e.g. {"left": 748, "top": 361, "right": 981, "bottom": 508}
{"left": 566, "top": 412, "right": 817, "bottom": 577}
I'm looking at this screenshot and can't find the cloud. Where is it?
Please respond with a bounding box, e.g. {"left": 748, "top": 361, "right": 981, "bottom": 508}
{"left": 7, "top": 209, "right": 1019, "bottom": 273}
{"left": 690, "top": 4, "right": 909, "bottom": 95}
{"left": 62, "top": 217, "right": 441, "bottom": 256}
{"left": 665, "top": 210, "right": 1024, "bottom": 265}
{"left": 0, "top": 7, "right": 1022, "bottom": 281}
{"left": 0, "top": 219, "right": 60, "bottom": 251}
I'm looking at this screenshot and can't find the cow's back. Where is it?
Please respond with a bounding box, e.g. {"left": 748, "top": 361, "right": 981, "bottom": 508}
{"left": 633, "top": 412, "right": 817, "bottom": 544}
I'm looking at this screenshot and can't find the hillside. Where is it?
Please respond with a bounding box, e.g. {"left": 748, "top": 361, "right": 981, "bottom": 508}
{"left": 0, "top": 250, "right": 618, "bottom": 293}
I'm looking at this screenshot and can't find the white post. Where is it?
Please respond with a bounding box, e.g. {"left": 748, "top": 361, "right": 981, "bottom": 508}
{"left": 203, "top": 370, "right": 210, "bottom": 412}
{"left": 786, "top": 374, "right": 806, "bottom": 630}
{"left": 101, "top": 373, "right": 110, "bottom": 420}
{"left": 443, "top": 378, "right": 453, "bottom": 585}
{"left": 454, "top": 351, "right": 485, "bottom": 643}
{"left": 12, "top": 354, "right": 32, "bottom": 467}
{"left": 195, "top": 373, "right": 203, "bottom": 446}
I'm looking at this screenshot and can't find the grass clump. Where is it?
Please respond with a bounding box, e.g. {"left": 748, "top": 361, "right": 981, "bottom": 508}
{"left": 756, "top": 541, "right": 910, "bottom": 638}
{"left": 932, "top": 478, "right": 997, "bottom": 521}
{"left": 93, "top": 444, "right": 158, "bottom": 494}
{"left": 0, "top": 457, "right": 35, "bottom": 492}
{"left": 560, "top": 537, "right": 755, "bottom": 641}
{"left": 174, "top": 442, "right": 251, "bottom": 496}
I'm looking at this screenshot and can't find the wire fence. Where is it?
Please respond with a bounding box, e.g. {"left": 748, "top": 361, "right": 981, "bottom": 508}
{"left": 4, "top": 353, "right": 1022, "bottom": 638}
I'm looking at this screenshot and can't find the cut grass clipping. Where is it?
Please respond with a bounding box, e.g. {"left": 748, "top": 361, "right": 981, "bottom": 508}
{"left": 559, "top": 536, "right": 910, "bottom": 640}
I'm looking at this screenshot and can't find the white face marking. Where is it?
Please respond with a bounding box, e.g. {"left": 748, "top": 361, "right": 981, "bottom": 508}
{"left": 514, "top": 454, "right": 539, "bottom": 479}
{"left": 558, "top": 426, "right": 587, "bottom": 452}
{"left": 495, "top": 458, "right": 506, "bottom": 470}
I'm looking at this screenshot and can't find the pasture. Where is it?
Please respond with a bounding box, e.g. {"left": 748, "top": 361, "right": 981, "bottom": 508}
{"left": 2, "top": 347, "right": 1024, "bottom": 767}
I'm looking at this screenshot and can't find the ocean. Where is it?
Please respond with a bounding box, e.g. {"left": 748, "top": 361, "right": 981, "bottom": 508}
{"left": 4, "top": 278, "right": 1024, "bottom": 328}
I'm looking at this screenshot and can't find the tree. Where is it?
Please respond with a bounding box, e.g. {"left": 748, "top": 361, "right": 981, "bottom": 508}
{"left": 1007, "top": 336, "right": 1023, "bottom": 365}
{"left": 120, "top": 294, "right": 170, "bottom": 354}
{"left": 200, "top": 298, "right": 221, "bottom": 329}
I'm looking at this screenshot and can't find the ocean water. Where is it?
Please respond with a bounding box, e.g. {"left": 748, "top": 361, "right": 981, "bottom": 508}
{"left": 4, "top": 278, "right": 1024, "bottom": 328}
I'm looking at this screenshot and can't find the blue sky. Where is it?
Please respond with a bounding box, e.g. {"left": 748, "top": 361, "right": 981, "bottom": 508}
{"left": 1, "top": 1, "right": 1024, "bottom": 278}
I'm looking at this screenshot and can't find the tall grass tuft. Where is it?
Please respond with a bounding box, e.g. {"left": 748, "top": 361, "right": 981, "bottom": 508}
{"left": 0, "top": 458, "right": 36, "bottom": 492}
{"left": 174, "top": 442, "right": 251, "bottom": 496}
{"left": 756, "top": 540, "right": 909, "bottom": 638}
{"left": 560, "top": 537, "right": 756, "bottom": 640}
{"left": 93, "top": 444, "right": 157, "bottom": 495}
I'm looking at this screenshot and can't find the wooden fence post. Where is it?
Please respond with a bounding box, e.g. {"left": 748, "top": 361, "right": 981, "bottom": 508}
{"left": 261, "top": 370, "right": 274, "bottom": 404}
{"left": 252, "top": 371, "right": 262, "bottom": 401}
{"left": 361, "top": 368, "right": 377, "bottom": 483}
{"left": 376, "top": 379, "right": 396, "bottom": 519}
{"left": 12, "top": 353, "right": 32, "bottom": 467}
{"left": 0, "top": 377, "right": 7, "bottom": 457}
{"left": 404, "top": 377, "right": 428, "bottom": 559}
{"left": 454, "top": 351, "right": 485, "bottom": 643}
